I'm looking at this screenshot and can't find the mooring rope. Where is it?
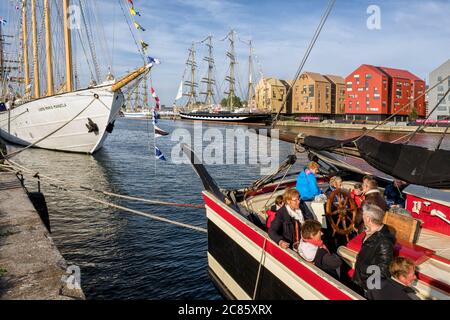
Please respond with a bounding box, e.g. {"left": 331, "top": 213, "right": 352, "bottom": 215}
{"left": 2, "top": 160, "right": 204, "bottom": 209}
{"left": 2, "top": 163, "right": 207, "bottom": 234}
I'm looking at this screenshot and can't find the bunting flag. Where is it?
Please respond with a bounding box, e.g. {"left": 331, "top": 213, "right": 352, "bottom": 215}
{"left": 130, "top": 7, "right": 141, "bottom": 16}
{"left": 151, "top": 87, "right": 160, "bottom": 110}
{"left": 155, "top": 146, "right": 167, "bottom": 161}
{"left": 147, "top": 56, "right": 161, "bottom": 65}
{"left": 134, "top": 22, "right": 145, "bottom": 31}
{"left": 140, "top": 40, "right": 149, "bottom": 51}
{"left": 152, "top": 109, "right": 158, "bottom": 125}
{"left": 154, "top": 125, "right": 169, "bottom": 137}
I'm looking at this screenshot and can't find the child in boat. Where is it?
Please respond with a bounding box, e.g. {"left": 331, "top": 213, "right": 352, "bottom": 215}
{"left": 351, "top": 183, "right": 365, "bottom": 208}
{"left": 298, "top": 220, "right": 342, "bottom": 277}
{"left": 266, "top": 195, "right": 284, "bottom": 229}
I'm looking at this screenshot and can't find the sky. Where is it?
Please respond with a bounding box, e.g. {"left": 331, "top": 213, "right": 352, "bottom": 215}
{"left": 2, "top": 0, "right": 449, "bottom": 106}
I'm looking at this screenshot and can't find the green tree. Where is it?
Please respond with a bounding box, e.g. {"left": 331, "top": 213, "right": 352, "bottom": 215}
{"left": 220, "top": 96, "right": 242, "bottom": 108}
{"left": 409, "top": 107, "right": 418, "bottom": 121}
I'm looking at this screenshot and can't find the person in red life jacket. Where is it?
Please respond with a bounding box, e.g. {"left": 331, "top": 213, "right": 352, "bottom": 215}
{"left": 367, "top": 256, "right": 419, "bottom": 300}
{"left": 266, "top": 195, "right": 284, "bottom": 230}
{"left": 350, "top": 183, "right": 365, "bottom": 208}
{"left": 269, "top": 188, "right": 314, "bottom": 250}
{"left": 298, "top": 220, "right": 342, "bottom": 278}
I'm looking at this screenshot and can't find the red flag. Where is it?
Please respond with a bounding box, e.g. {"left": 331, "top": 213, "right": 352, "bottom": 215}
{"left": 151, "top": 87, "right": 160, "bottom": 110}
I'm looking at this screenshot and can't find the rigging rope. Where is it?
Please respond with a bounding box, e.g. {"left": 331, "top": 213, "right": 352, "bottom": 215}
{"left": 404, "top": 87, "right": 450, "bottom": 145}
{"left": 3, "top": 97, "right": 97, "bottom": 159}
{"left": 118, "top": 0, "right": 145, "bottom": 63}
{"left": 272, "top": 0, "right": 336, "bottom": 127}
{"left": 353, "top": 75, "right": 450, "bottom": 143}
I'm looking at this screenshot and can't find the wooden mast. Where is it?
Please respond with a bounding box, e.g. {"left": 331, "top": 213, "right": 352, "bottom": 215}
{"left": 22, "top": 0, "right": 30, "bottom": 97}
{"left": 44, "top": 0, "right": 54, "bottom": 96}
{"left": 31, "top": 0, "right": 40, "bottom": 99}
{"left": 63, "top": 0, "right": 73, "bottom": 92}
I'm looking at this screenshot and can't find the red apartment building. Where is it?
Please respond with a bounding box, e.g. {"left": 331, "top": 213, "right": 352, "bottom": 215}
{"left": 345, "top": 64, "right": 426, "bottom": 121}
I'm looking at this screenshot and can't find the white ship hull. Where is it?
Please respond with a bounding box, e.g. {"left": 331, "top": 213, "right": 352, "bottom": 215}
{"left": 0, "top": 83, "right": 123, "bottom": 154}
{"left": 122, "top": 111, "right": 150, "bottom": 119}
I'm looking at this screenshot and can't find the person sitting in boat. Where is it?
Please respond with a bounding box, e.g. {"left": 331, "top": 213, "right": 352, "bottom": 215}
{"left": 296, "top": 161, "right": 322, "bottom": 201}
{"left": 384, "top": 179, "right": 407, "bottom": 208}
{"left": 362, "top": 178, "right": 389, "bottom": 212}
{"left": 353, "top": 204, "right": 395, "bottom": 293}
{"left": 355, "top": 177, "right": 388, "bottom": 232}
{"left": 265, "top": 195, "right": 284, "bottom": 230}
{"left": 325, "top": 176, "right": 342, "bottom": 197}
{"left": 367, "top": 256, "right": 419, "bottom": 300}
{"left": 350, "top": 183, "right": 365, "bottom": 208}
{"left": 269, "top": 188, "right": 314, "bottom": 250}
{"left": 298, "top": 220, "right": 342, "bottom": 278}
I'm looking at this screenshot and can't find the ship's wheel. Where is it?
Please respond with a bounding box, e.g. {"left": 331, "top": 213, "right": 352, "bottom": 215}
{"left": 325, "top": 189, "right": 358, "bottom": 242}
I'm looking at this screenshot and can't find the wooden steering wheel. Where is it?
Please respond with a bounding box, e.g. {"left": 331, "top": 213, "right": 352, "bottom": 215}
{"left": 325, "top": 189, "right": 358, "bottom": 242}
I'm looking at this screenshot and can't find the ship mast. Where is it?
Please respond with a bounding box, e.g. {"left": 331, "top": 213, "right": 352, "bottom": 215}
{"left": 201, "top": 36, "right": 215, "bottom": 106}
{"left": 63, "top": 0, "right": 74, "bottom": 92}
{"left": 143, "top": 73, "right": 149, "bottom": 111}
{"left": 183, "top": 42, "right": 197, "bottom": 110}
{"left": 224, "top": 30, "right": 236, "bottom": 110}
{"left": 247, "top": 40, "right": 255, "bottom": 108}
{"left": 44, "top": 0, "right": 54, "bottom": 96}
{"left": 31, "top": 0, "right": 40, "bottom": 98}
{"left": 22, "top": 1, "right": 30, "bottom": 97}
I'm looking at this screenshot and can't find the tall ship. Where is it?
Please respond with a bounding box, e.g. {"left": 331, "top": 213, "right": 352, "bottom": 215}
{"left": 0, "top": 0, "right": 152, "bottom": 154}
{"left": 121, "top": 73, "right": 153, "bottom": 119}
{"left": 177, "top": 31, "right": 272, "bottom": 124}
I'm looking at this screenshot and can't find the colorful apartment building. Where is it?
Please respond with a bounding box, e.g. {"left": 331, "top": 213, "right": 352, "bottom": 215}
{"left": 345, "top": 64, "right": 426, "bottom": 121}
{"left": 292, "top": 72, "right": 332, "bottom": 115}
{"left": 254, "top": 78, "right": 291, "bottom": 114}
{"left": 323, "top": 75, "right": 346, "bottom": 115}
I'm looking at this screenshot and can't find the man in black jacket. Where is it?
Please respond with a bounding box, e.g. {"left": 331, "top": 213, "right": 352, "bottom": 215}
{"left": 269, "top": 188, "right": 315, "bottom": 249}
{"left": 367, "top": 256, "right": 419, "bottom": 300}
{"left": 353, "top": 203, "right": 395, "bottom": 292}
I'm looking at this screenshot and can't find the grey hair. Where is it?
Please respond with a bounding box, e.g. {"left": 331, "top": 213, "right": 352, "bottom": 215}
{"left": 362, "top": 203, "right": 385, "bottom": 225}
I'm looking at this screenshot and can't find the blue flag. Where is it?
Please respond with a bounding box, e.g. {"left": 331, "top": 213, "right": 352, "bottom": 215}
{"left": 152, "top": 109, "right": 158, "bottom": 125}
{"left": 155, "top": 146, "right": 166, "bottom": 161}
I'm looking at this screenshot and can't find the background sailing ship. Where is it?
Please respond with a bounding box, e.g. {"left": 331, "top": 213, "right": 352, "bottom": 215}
{"left": 0, "top": 0, "right": 153, "bottom": 154}
{"left": 176, "top": 30, "right": 272, "bottom": 123}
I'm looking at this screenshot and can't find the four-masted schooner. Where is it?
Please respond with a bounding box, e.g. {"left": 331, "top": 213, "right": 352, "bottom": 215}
{"left": 177, "top": 30, "right": 272, "bottom": 123}
{"left": 0, "top": 0, "right": 152, "bottom": 154}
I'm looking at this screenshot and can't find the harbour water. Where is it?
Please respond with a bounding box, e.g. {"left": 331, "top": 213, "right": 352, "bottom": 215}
{"left": 9, "top": 119, "right": 449, "bottom": 299}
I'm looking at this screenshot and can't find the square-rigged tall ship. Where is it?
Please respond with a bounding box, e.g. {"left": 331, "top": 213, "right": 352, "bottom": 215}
{"left": 0, "top": 0, "right": 152, "bottom": 154}
{"left": 176, "top": 31, "right": 272, "bottom": 124}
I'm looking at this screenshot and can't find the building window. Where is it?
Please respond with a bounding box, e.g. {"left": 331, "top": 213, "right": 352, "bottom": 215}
{"left": 438, "top": 94, "right": 444, "bottom": 102}
{"left": 437, "top": 76, "right": 442, "bottom": 81}
{"left": 396, "top": 83, "right": 402, "bottom": 98}
{"left": 365, "top": 73, "right": 372, "bottom": 79}
{"left": 309, "top": 85, "right": 314, "bottom": 97}
{"left": 354, "top": 74, "right": 360, "bottom": 78}
{"left": 438, "top": 85, "right": 444, "bottom": 92}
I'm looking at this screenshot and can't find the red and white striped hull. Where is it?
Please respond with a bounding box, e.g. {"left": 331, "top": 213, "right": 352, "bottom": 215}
{"left": 203, "top": 191, "right": 363, "bottom": 300}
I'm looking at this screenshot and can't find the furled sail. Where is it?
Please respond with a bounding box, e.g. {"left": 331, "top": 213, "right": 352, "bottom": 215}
{"left": 175, "top": 81, "right": 183, "bottom": 100}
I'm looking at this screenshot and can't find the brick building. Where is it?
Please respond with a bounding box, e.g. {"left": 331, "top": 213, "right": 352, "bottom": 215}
{"left": 254, "top": 78, "right": 292, "bottom": 114}
{"left": 292, "top": 72, "right": 332, "bottom": 117}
